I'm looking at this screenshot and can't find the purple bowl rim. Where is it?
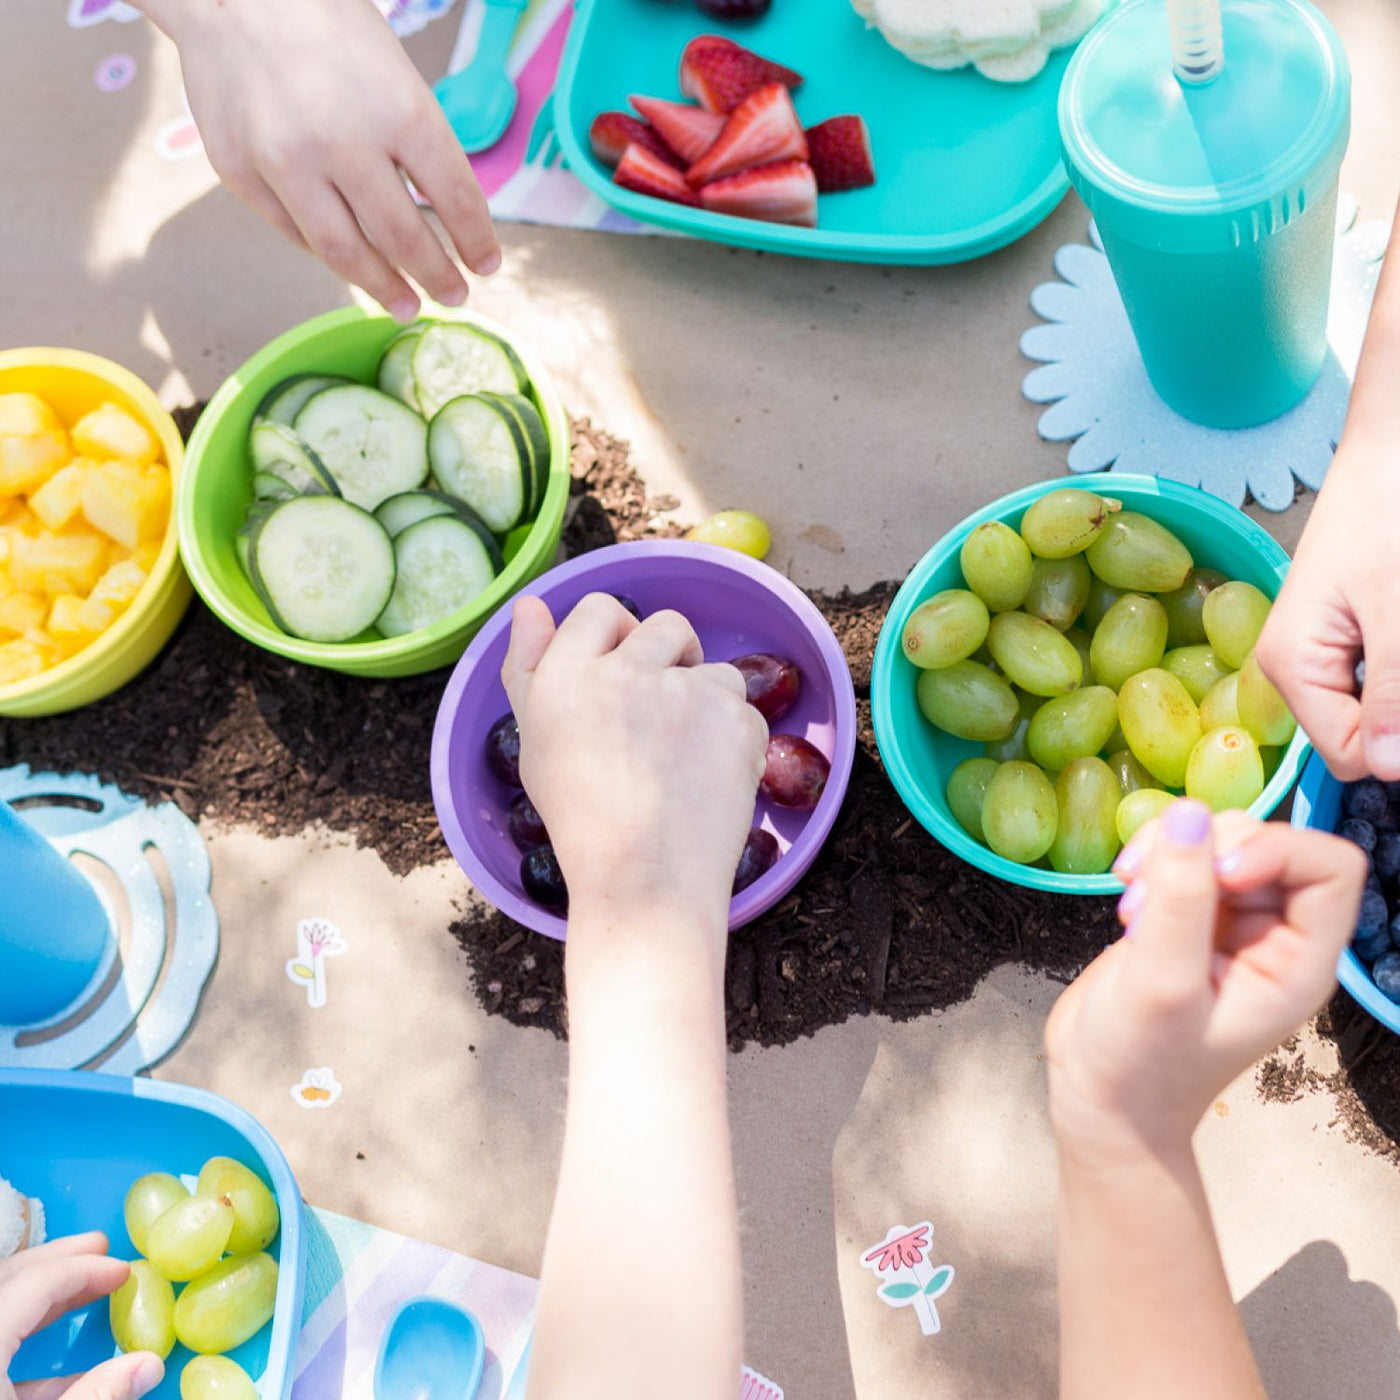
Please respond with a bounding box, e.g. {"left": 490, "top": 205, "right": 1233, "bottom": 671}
{"left": 430, "top": 540, "right": 858, "bottom": 939}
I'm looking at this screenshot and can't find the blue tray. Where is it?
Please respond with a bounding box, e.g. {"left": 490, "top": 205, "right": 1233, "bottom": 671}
{"left": 554, "top": 0, "right": 1102, "bottom": 263}
{"left": 4, "top": 1069, "right": 306, "bottom": 1399}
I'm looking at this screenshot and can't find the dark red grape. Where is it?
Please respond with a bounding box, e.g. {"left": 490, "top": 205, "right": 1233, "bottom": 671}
{"left": 733, "top": 828, "right": 780, "bottom": 894}
{"left": 507, "top": 792, "right": 549, "bottom": 852}
{"left": 521, "top": 846, "right": 568, "bottom": 908}
{"left": 695, "top": 0, "right": 772, "bottom": 17}
{"left": 613, "top": 594, "right": 642, "bottom": 619}
{"left": 731, "top": 653, "right": 801, "bottom": 722}
{"left": 485, "top": 714, "right": 522, "bottom": 787}
{"left": 761, "top": 734, "right": 830, "bottom": 810}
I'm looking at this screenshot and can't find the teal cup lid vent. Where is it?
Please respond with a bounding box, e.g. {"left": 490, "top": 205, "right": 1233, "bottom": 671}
{"left": 1059, "top": 0, "right": 1351, "bottom": 251}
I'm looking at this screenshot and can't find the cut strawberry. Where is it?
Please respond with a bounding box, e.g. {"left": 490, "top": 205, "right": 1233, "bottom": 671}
{"left": 698, "top": 160, "right": 818, "bottom": 227}
{"left": 614, "top": 142, "right": 700, "bottom": 206}
{"left": 804, "top": 115, "right": 876, "bottom": 193}
{"left": 679, "top": 34, "right": 804, "bottom": 114}
{"left": 629, "top": 95, "right": 725, "bottom": 166}
{"left": 686, "top": 83, "right": 807, "bottom": 187}
{"left": 589, "top": 111, "right": 682, "bottom": 169}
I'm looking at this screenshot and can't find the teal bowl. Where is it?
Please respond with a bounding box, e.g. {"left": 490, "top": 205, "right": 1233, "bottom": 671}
{"left": 871, "top": 474, "right": 1311, "bottom": 894}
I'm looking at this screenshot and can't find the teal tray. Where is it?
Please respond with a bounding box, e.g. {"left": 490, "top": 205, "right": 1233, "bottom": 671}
{"left": 554, "top": 0, "right": 1101, "bottom": 263}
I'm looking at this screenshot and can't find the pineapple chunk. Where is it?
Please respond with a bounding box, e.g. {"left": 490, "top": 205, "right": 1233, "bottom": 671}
{"left": 48, "top": 594, "right": 103, "bottom": 657}
{"left": 29, "top": 460, "right": 93, "bottom": 531}
{"left": 0, "top": 431, "right": 70, "bottom": 495}
{"left": 133, "top": 541, "right": 162, "bottom": 573}
{"left": 0, "top": 591, "right": 47, "bottom": 636}
{"left": 77, "top": 558, "right": 148, "bottom": 634}
{"left": 10, "top": 530, "right": 110, "bottom": 598}
{"left": 0, "top": 393, "right": 61, "bottom": 438}
{"left": 0, "top": 638, "right": 47, "bottom": 686}
{"left": 71, "top": 403, "right": 157, "bottom": 465}
{"left": 82, "top": 460, "right": 170, "bottom": 550}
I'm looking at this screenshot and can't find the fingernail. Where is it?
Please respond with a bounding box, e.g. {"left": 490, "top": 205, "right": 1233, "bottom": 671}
{"left": 1121, "top": 919, "right": 1137, "bottom": 940}
{"left": 439, "top": 282, "right": 468, "bottom": 307}
{"left": 389, "top": 296, "right": 419, "bottom": 323}
{"left": 476, "top": 249, "right": 503, "bottom": 276}
{"left": 132, "top": 1355, "right": 165, "bottom": 1396}
{"left": 1216, "top": 849, "right": 1245, "bottom": 876}
{"left": 1163, "top": 798, "right": 1211, "bottom": 847}
{"left": 1367, "top": 734, "right": 1400, "bottom": 778}
{"left": 1113, "top": 841, "right": 1143, "bottom": 879}
{"left": 1118, "top": 880, "right": 1146, "bottom": 922}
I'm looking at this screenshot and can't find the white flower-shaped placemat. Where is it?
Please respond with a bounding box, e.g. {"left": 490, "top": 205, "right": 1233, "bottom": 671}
{"left": 1021, "top": 195, "right": 1388, "bottom": 509}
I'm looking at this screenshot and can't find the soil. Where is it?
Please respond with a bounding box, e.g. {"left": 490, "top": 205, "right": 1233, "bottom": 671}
{"left": 4, "top": 407, "right": 1398, "bottom": 1165}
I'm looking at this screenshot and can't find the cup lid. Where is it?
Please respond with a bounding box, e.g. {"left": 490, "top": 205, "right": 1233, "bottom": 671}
{"left": 1060, "top": 0, "right": 1350, "bottom": 218}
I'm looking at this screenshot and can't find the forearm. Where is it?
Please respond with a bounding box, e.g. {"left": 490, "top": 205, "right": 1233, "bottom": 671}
{"left": 1335, "top": 196, "right": 1400, "bottom": 465}
{"left": 1056, "top": 1137, "right": 1264, "bottom": 1400}
{"left": 527, "top": 910, "right": 742, "bottom": 1400}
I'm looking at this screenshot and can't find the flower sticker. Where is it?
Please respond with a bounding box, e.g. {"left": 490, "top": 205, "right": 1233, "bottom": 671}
{"left": 94, "top": 54, "right": 136, "bottom": 92}
{"left": 67, "top": 0, "right": 141, "bottom": 27}
{"left": 739, "top": 1367, "right": 783, "bottom": 1400}
{"left": 286, "top": 917, "right": 347, "bottom": 1009}
{"left": 860, "top": 1221, "right": 955, "bottom": 1336}
{"left": 292, "top": 1068, "right": 342, "bottom": 1109}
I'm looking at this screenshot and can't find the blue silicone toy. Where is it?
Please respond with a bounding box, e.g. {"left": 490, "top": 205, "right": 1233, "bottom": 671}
{"left": 375, "top": 1298, "right": 486, "bottom": 1400}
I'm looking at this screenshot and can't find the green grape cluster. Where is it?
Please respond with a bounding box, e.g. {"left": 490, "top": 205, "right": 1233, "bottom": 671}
{"left": 113, "top": 1158, "right": 280, "bottom": 1397}
{"left": 903, "top": 489, "right": 1296, "bottom": 874}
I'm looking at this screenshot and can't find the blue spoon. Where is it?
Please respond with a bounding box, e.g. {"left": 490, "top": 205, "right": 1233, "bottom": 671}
{"left": 374, "top": 1297, "right": 486, "bottom": 1400}
{"left": 433, "top": 0, "right": 529, "bottom": 154}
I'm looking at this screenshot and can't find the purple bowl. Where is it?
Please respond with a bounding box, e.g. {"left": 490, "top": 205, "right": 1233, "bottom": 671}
{"left": 430, "top": 540, "right": 857, "bottom": 939}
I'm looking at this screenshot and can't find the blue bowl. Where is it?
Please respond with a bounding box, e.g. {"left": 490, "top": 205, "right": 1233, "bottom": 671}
{"left": 1290, "top": 753, "right": 1400, "bottom": 1036}
{"left": 4, "top": 1069, "right": 306, "bottom": 1399}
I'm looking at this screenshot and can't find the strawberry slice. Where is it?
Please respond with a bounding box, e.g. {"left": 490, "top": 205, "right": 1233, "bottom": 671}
{"left": 629, "top": 95, "right": 725, "bottom": 166}
{"left": 614, "top": 142, "right": 700, "bottom": 206}
{"left": 698, "top": 160, "right": 818, "bottom": 227}
{"left": 686, "top": 83, "right": 807, "bottom": 187}
{"left": 805, "top": 115, "right": 876, "bottom": 193}
{"left": 679, "top": 35, "right": 804, "bottom": 114}
{"left": 589, "top": 112, "right": 682, "bottom": 169}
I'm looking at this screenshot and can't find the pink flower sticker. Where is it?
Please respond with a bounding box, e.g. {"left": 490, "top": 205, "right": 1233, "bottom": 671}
{"left": 94, "top": 53, "right": 136, "bottom": 93}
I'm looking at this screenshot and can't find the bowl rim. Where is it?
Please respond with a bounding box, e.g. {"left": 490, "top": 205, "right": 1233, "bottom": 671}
{"left": 0, "top": 347, "right": 187, "bottom": 707}
{"left": 175, "top": 304, "right": 570, "bottom": 665}
{"left": 430, "top": 538, "right": 859, "bottom": 939}
{"left": 1292, "top": 750, "right": 1400, "bottom": 1035}
{"left": 871, "top": 473, "right": 1312, "bottom": 895}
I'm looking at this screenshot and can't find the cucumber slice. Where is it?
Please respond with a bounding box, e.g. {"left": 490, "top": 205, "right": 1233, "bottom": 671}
{"left": 249, "top": 420, "right": 341, "bottom": 496}
{"left": 377, "top": 324, "right": 429, "bottom": 412}
{"left": 411, "top": 322, "right": 528, "bottom": 418}
{"left": 427, "top": 395, "right": 530, "bottom": 534}
{"left": 255, "top": 374, "right": 349, "bottom": 427}
{"left": 252, "top": 471, "right": 296, "bottom": 501}
{"left": 376, "top": 515, "right": 500, "bottom": 638}
{"left": 248, "top": 496, "right": 396, "bottom": 643}
{"left": 481, "top": 392, "right": 549, "bottom": 517}
{"left": 293, "top": 385, "right": 429, "bottom": 512}
{"left": 375, "top": 489, "right": 461, "bottom": 538}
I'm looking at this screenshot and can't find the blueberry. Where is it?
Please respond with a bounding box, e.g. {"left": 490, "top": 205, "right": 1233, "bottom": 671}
{"left": 1374, "top": 952, "right": 1400, "bottom": 1003}
{"left": 1338, "top": 817, "right": 1378, "bottom": 854}
{"left": 1390, "top": 912, "right": 1400, "bottom": 951}
{"left": 1355, "top": 658, "right": 1366, "bottom": 693}
{"left": 1354, "top": 888, "right": 1391, "bottom": 961}
{"left": 1343, "top": 778, "right": 1389, "bottom": 826}
{"left": 1375, "top": 832, "right": 1400, "bottom": 882}
{"left": 612, "top": 594, "right": 642, "bottom": 619}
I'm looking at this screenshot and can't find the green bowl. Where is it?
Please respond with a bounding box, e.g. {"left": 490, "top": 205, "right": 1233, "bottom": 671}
{"left": 871, "top": 474, "right": 1311, "bottom": 895}
{"left": 176, "top": 306, "right": 570, "bottom": 677}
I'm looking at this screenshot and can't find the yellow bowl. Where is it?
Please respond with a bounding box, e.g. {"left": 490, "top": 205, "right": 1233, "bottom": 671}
{"left": 0, "top": 348, "right": 192, "bottom": 717}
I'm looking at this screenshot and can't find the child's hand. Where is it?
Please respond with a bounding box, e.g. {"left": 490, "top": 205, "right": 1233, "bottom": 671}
{"left": 501, "top": 594, "right": 769, "bottom": 932}
{"left": 1, "top": 1232, "right": 164, "bottom": 1399}
{"left": 1046, "top": 800, "right": 1365, "bottom": 1161}
{"left": 145, "top": 0, "right": 500, "bottom": 319}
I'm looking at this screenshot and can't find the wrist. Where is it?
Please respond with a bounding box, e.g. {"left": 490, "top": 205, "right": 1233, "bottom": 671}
{"left": 565, "top": 901, "right": 729, "bottom": 986}
{"left": 1048, "top": 1074, "right": 1198, "bottom": 1174}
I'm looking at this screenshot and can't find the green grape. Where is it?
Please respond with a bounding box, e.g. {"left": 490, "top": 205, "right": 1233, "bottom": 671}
{"left": 1118, "top": 668, "right": 1202, "bottom": 788}
{"left": 181, "top": 1356, "right": 259, "bottom": 1400}
{"left": 1089, "top": 594, "right": 1168, "bottom": 690}
{"left": 1028, "top": 687, "right": 1119, "bottom": 771}
{"left": 685, "top": 509, "right": 770, "bottom": 559}
{"left": 110, "top": 1260, "right": 176, "bottom": 1359}
{"left": 986, "top": 612, "right": 1083, "bottom": 697}
{"left": 1116, "top": 788, "right": 1175, "bottom": 846}
{"left": 196, "top": 1157, "right": 281, "bottom": 1256}
{"left": 1048, "top": 757, "right": 1121, "bottom": 874}
{"left": 1064, "top": 626, "right": 1093, "bottom": 681}
{"left": 985, "top": 716, "right": 1032, "bottom": 763}
{"left": 174, "top": 1252, "right": 278, "bottom": 1355}
{"left": 1160, "top": 645, "right": 1233, "bottom": 704}
{"left": 1084, "top": 512, "right": 1193, "bottom": 592}
{"left": 981, "top": 761, "right": 1058, "bottom": 864}
{"left": 1199, "top": 672, "right": 1242, "bottom": 731}
{"left": 124, "top": 1172, "right": 189, "bottom": 1258}
{"left": 901, "top": 589, "right": 990, "bottom": 670}
{"left": 916, "top": 661, "right": 1018, "bottom": 742}
{"left": 1236, "top": 650, "right": 1297, "bottom": 747}
{"left": 1185, "top": 726, "right": 1265, "bottom": 812}
{"left": 1023, "top": 555, "right": 1091, "bottom": 631}
{"left": 145, "top": 1193, "right": 235, "bottom": 1283}
{"left": 1201, "top": 580, "right": 1272, "bottom": 669}
{"left": 1019, "top": 488, "right": 1121, "bottom": 558}
{"left": 1160, "top": 568, "right": 1228, "bottom": 648}
{"left": 1081, "top": 575, "right": 1125, "bottom": 633}
{"left": 1107, "top": 748, "right": 1160, "bottom": 797}
{"left": 1103, "top": 721, "right": 1128, "bottom": 756}
{"left": 1261, "top": 745, "right": 1282, "bottom": 780}
{"left": 946, "top": 757, "right": 1000, "bottom": 843}
{"left": 959, "top": 521, "right": 1035, "bottom": 613}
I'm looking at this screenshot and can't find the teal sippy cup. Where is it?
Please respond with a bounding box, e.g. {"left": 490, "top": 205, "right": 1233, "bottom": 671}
{"left": 1059, "top": 0, "right": 1351, "bottom": 429}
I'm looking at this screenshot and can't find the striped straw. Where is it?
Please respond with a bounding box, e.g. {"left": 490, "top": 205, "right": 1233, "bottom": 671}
{"left": 1168, "top": 0, "right": 1224, "bottom": 83}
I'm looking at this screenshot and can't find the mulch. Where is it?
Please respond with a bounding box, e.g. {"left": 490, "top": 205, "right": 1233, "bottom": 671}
{"left": 3, "top": 408, "right": 1397, "bottom": 1166}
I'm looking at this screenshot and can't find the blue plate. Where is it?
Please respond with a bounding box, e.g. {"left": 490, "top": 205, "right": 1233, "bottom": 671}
{"left": 1291, "top": 753, "right": 1400, "bottom": 1037}
{"left": 4, "top": 1069, "right": 306, "bottom": 1399}
{"left": 554, "top": 0, "right": 1108, "bottom": 263}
